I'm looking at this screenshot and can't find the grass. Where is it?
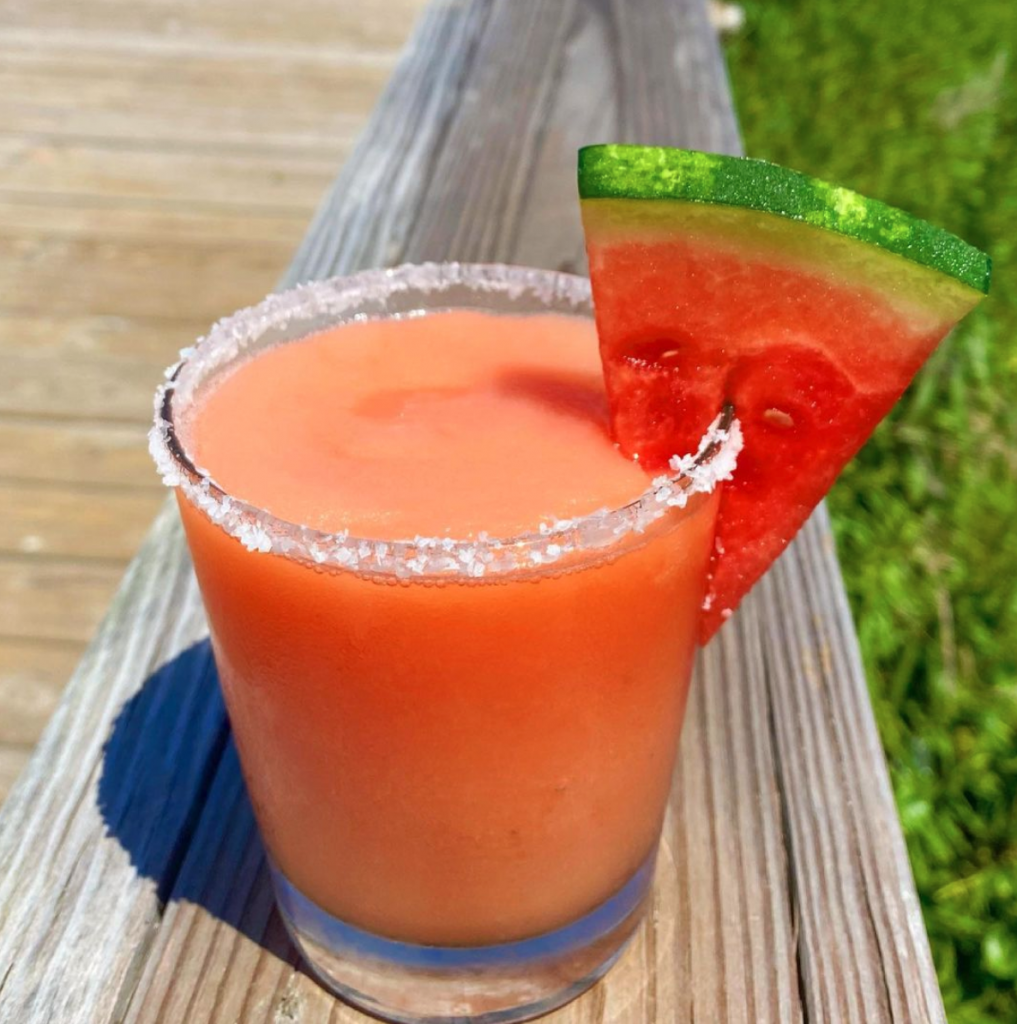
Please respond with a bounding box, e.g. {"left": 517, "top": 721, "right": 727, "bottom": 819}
{"left": 722, "top": 2, "right": 1017, "bottom": 1020}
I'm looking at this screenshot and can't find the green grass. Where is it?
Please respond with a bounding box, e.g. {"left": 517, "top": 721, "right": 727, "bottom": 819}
{"left": 722, "top": 2, "right": 1017, "bottom": 1020}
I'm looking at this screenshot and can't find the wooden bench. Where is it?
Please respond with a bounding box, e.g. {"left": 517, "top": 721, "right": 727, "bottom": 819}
{"left": 0, "top": 2, "right": 947, "bottom": 1021}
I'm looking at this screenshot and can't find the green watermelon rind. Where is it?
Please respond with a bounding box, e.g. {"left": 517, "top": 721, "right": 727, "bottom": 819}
{"left": 578, "top": 145, "right": 991, "bottom": 295}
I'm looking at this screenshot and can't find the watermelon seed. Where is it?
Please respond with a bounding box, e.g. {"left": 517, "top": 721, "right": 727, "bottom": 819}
{"left": 763, "top": 408, "right": 795, "bottom": 428}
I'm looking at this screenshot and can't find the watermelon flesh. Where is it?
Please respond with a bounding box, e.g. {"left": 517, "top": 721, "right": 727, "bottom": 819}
{"left": 582, "top": 199, "right": 986, "bottom": 641}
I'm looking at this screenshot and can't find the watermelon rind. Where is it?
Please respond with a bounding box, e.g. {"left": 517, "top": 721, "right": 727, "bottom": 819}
{"left": 578, "top": 145, "right": 991, "bottom": 295}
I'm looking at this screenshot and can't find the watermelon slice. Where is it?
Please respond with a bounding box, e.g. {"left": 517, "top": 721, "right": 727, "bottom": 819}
{"left": 578, "top": 145, "right": 990, "bottom": 642}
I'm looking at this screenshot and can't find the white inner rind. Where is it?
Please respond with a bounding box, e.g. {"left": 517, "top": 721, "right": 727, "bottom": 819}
{"left": 149, "top": 263, "right": 743, "bottom": 580}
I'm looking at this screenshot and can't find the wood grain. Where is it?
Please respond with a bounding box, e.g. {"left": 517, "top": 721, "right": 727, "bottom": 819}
{"left": 0, "top": 314, "right": 210, "bottom": 361}
{"left": 0, "top": 45, "right": 392, "bottom": 152}
{"left": 0, "top": 204, "right": 305, "bottom": 323}
{"left": 0, "top": 353, "right": 169, "bottom": 423}
{"left": 2, "top": 0, "right": 428, "bottom": 55}
{"left": 0, "top": 639, "right": 80, "bottom": 746}
{"left": 0, "top": 418, "right": 160, "bottom": 488}
{"left": 0, "top": 138, "right": 344, "bottom": 214}
{"left": 0, "top": 510, "right": 230, "bottom": 1024}
{"left": 0, "top": 1, "right": 946, "bottom": 1023}
{"left": 0, "top": 746, "right": 32, "bottom": 806}
{"left": 0, "top": 557, "right": 125, "bottom": 643}
{"left": 0, "top": 485, "right": 163, "bottom": 561}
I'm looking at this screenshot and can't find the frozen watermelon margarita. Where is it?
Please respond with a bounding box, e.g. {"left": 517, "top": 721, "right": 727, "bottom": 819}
{"left": 150, "top": 146, "right": 989, "bottom": 1023}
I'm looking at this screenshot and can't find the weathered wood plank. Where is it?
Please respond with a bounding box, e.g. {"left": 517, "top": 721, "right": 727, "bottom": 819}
{"left": 0, "top": 418, "right": 160, "bottom": 488}
{"left": 0, "top": 746, "right": 32, "bottom": 806}
{"left": 0, "top": 46, "right": 393, "bottom": 152}
{"left": 0, "top": 353, "right": 170, "bottom": 423}
{"left": 0, "top": 639, "right": 80, "bottom": 746}
{"left": 0, "top": 314, "right": 210, "bottom": 362}
{"left": 0, "top": 508, "right": 225, "bottom": 1024}
{"left": 667, "top": 615, "right": 800, "bottom": 1022}
{"left": 3, "top": 0, "right": 428, "bottom": 55}
{"left": 0, "top": 557, "right": 125, "bottom": 644}
{"left": 0, "top": 138, "right": 344, "bottom": 214}
{"left": 0, "top": 203, "right": 303, "bottom": 323}
{"left": 0, "top": 2, "right": 946, "bottom": 1024}
{"left": 0, "top": 484, "right": 162, "bottom": 561}
{"left": 0, "top": 198, "right": 313, "bottom": 245}
{"left": 762, "top": 509, "right": 946, "bottom": 1022}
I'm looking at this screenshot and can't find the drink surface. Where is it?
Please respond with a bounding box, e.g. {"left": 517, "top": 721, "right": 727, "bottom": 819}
{"left": 177, "top": 308, "right": 717, "bottom": 946}
{"left": 181, "top": 310, "right": 654, "bottom": 538}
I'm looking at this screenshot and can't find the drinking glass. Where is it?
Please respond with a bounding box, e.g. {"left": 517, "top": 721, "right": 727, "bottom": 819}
{"left": 150, "top": 263, "right": 738, "bottom": 1023}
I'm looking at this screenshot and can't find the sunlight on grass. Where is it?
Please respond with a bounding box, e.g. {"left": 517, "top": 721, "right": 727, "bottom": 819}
{"left": 724, "top": 3, "right": 1017, "bottom": 1021}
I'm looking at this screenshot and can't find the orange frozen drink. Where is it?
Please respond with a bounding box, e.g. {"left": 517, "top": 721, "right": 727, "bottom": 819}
{"left": 150, "top": 265, "right": 740, "bottom": 1022}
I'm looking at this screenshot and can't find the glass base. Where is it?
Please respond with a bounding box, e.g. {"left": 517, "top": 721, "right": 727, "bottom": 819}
{"left": 270, "top": 852, "right": 655, "bottom": 1023}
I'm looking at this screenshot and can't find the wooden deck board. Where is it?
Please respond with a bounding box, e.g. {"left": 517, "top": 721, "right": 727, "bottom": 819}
{"left": 0, "top": 1, "right": 946, "bottom": 1021}
{"left": 0, "top": 313, "right": 213, "bottom": 361}
{"left": 0, "top": 204, "right": 308, "bottom": 321}
{"left": 0, "top": 746, "right": 32, "bottom": 806}
{"left": 0, "top": 638, "right": 79, "bottom": 746}
{"left": 0, "top": 0, "right": 428, "bottom": 782}
{"left": 0, "top": 484, "right": 163, "bottom": 561}
{"left": 0, "top": 139, "right": 343, "bottom": 212}
{"left": 2, "top": 0, "right": 429, "bottom": 53}
{"left": 0, "top": 419, "right": 164, "bottom": 488}
{"left": 0, "top": 557, "right": 130, "bottom": 644}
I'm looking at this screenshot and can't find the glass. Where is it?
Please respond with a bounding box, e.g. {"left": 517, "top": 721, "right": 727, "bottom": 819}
{"left": 150, "top": 264, "right": 740, "bottom": 1023}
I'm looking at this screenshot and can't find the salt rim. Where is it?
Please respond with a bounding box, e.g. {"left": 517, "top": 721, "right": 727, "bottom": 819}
{"left": 149, "top": 262, "right": 743, "bottom": 580}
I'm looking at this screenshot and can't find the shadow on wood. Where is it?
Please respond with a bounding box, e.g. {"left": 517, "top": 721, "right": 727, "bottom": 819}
{"left": 97, "top": 640, "right": 306, "bottom": 974}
